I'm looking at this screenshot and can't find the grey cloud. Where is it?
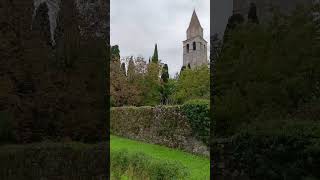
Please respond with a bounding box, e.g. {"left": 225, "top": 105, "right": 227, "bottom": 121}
{"left": 111, "top": 0, "right": 210, "bottom": 77}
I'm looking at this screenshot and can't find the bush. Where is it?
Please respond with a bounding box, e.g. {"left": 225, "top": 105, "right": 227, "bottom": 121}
{"left": 181, "top": 99, "right": 210, "bottom": 145}
{"left": 0, "top": 142, "right": 107, "bottom": 180}
{"left": 111, "top": 149, "right": 189, "bottom": 180}
{"left": 214, "top": 6, "right": 320, "bottom": 136}
{"left": 212, "top": 122, "right": 320, "bottom": 180}
{"left": 111, "top": 106, "right": 209, "bottom": 155}
{"left": 0, "top": 111, "right": 15, "bottom": 144}
{"left": 173, "top": 65, "right": 210, "bottom": 104}
{"left": 111, "top": 106, "right": 192, "bottom": 149}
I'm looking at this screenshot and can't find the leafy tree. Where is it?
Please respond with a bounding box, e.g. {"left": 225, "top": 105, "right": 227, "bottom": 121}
{"left": 125, "top": 56, "right": 144, "bottom": 106}
{"left": 161, "top": 79, "right": 177, "bottom": 105}
{"left": 143, "top": 62, "right": 161, "bottom": 105}
{"left": 110, "top": 45, "right": 128, "bottom": 106}
{"left": 173, "top": 65, "right": 210, "bottom": 104}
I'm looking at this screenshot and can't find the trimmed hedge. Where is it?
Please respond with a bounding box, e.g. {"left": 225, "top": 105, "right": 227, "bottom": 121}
{"left": 212, "top": 122, "right": 320, "bottom": 180}
{"left": 181, "top": 99, "right": 210, "bottom": 145}
{"left": 0, "top": 142, "right": 107, "bottom": 180}
{"left": 111, "top": 149, "right": 189, "bottom": 179}
{"left": 111, "top": 105, "right": 209, "bottom": 156}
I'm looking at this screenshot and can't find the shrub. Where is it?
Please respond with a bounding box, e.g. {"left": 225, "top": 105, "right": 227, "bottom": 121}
{"left": 0, "top": 142, "right": 107, "bottom": 180}
{"left": 111, "top": 149, "right": 189, "bottom": 180}
{"left": 0, "top": 111, "right": 15, "bottom": 144}
{"left": 181, "top": 99, "right": 210, "bottom": 145}
{"left": 173, "top": 65, "right": 210, "bottom": 104}
{"left": 111, "top": 106, "right": 192, "bottom": 149}
{"left": 214, "top": 6, "right": 320, "bottom": 136}
{"left": 212, "top": 122, "right": 320, "bottom": 180}
{"left": 111, "top": 106, "right": 209, "bottom": 155}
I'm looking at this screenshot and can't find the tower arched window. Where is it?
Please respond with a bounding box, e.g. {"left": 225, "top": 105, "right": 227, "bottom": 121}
{"left": 193, "top": 42, "right": 196, "bottom": 50}
{"left": 186, "top": 44, "right": 189, "bottom": 53}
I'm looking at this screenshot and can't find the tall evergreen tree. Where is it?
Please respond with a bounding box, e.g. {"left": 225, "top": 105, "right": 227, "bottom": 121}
{"left": 152, "top": 44, "right": 159, "bottom": 63}
{"left": 248, "top": 2, "right": 259, "bottom": 24}
{"left": 127, "top": 56, "right": 135, "bottom": 82}
{"left": 223, "top": 14, "right": 244, "bottom": 43}
{"left": 121, "top": 62, "right": 126, "bottom": 76}
{"left": 161, "top": 64, "right": 169, "bottom": 83}
{"left": 111, "top": 45, "right": 120, "bottom": 61}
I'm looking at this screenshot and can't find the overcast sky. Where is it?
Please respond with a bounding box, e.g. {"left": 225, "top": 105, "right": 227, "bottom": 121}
{"left": 111, "top": 0, "right": 210, "bottom": 77}
{"left": 212, "top": 0, "right": 233, "bottom": 38}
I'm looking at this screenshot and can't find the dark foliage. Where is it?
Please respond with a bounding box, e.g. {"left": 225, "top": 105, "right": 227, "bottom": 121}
{"left": 111, "top": 149, "right": 189, "bottom": 179}
{"left": 111, "top": 106, "right": 209, "bottom": 155}
{"left": 152, "top": 44, "right": 159, "bottom": 63}
{"left": 248, "top": 2, "right": 259, "bottom": 24}
{"left": 161, "top": 64, "right": 169, "bottom": 83}
{"left": 223, "top": 13, "right": 245, "bottom": 43}
{"left": 215, "top": 7, "right": 320, "bottom": 136}
{"left": 181, "top": 99, "right": 210, "bottom": 145}
{"left": 180, "top": 66, "right": 186, "bottom": 72}
{"left": 213, "top": 123, "right": 320, "bottom": 180}
{"left": 0, "top": 142, "right": 107, "bottom": 180}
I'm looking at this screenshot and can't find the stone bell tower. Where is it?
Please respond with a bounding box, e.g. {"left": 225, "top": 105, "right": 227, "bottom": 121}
{"left": 183, "top": 10, "right": 208, "bottom": 69}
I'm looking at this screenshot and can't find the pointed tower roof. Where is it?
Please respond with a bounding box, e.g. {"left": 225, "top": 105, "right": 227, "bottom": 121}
{"left": 187, "top": 10, "right": 203, "bottom": 39}
{"left": 188, "top": 10, "right": 202, "bottom": 29}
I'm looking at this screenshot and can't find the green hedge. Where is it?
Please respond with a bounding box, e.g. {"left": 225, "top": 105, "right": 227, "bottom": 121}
{"left": 111, "top": 105, "right": 210, "bottom": 155}
{"left": 212, "top": 122, "right": 320, "bottom": 180}
{"left": 111, "top": 106, "right": 192, "bottom": 148}
{"left": 111, "top": 149, "right": 189, "bottom": 179}
{"left": 0, "top": 142, "right": 107, "bottom": 179}
{"left": 0, "top": 111, "right": 15, "bottom": 144}
{"left": 181, "top": 99, "right": 210, "bottom": 145}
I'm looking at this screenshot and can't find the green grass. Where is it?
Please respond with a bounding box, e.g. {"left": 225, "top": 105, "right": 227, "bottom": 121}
{"left": 111, "top": 135, "right": 210, "bottom": 180}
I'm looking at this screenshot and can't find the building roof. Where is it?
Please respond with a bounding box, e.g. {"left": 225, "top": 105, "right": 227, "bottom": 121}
{"left": 187, "top": 10, "right": 204, "bottom": 39}
{"left": 188, "top": 10, "right": 203, "bottom": 30}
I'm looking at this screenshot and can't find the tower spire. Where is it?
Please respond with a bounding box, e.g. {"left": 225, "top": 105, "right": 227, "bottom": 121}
{"left": 187, "top": 9, "right": 203, "bottom": 39}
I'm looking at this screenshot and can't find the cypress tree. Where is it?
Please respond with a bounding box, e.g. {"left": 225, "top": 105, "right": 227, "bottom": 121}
{"left": 111, "top": 45, "right": 120, "bottom": 61}
{"left": 223, "top": 13, "right": 244, "bottom": 43}
{"left": 161, "top": 64, "right": 169, "bottom": 83}
{"left": 152, "top": 44, "right": 158, "bottom": 63}
{"left": 127, "top": 56, "right": 135, "bottom": 82}
{"left": 121, "top": 62, "right": 126, "bottom": 76}
{"left": 248, "top": 3, "right": 259, "bottom": 24}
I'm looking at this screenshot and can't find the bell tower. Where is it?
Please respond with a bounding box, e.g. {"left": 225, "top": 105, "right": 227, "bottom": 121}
{"left": 183, "top": 10, "right": 208, "bottom": 69}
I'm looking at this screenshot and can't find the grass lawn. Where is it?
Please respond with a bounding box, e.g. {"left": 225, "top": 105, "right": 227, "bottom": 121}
{"left": 111, "top": 135, "right": 210, "bottom": 180}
